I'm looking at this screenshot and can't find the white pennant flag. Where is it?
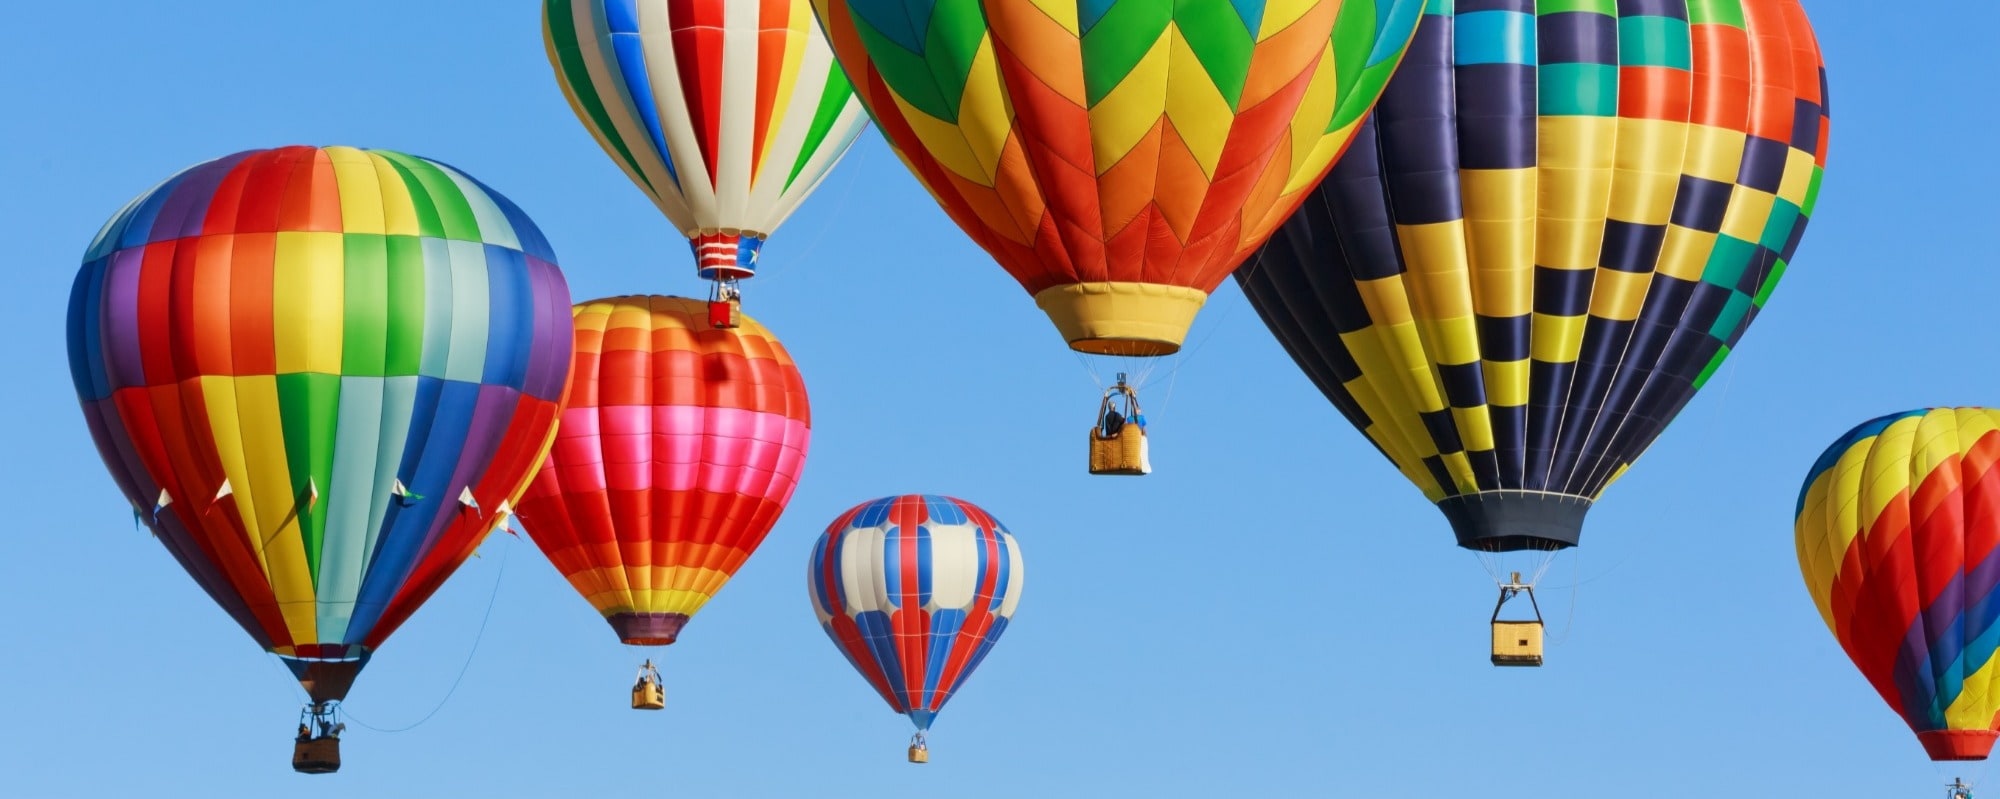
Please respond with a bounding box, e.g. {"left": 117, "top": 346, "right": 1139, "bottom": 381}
{"left": 304, "top": 478, "right": 319, "bottom": 513}
{"left": 458, "top": 486, "right": 480, "bottom": 512}
{"left": 391, "top": 478, "right": 424, "bottom": 502}
{"left": 212, "top": 479, "right": 233, "bottom": 502}
{"left": 493, "top": 500, "right": 518, "bottom": 536}
{"left": 155, "top": 488, "right": 173, "bottom": 510}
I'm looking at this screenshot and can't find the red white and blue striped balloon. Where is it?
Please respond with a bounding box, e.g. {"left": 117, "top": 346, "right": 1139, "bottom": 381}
{"left": 807, "top": 495, "right": 1024, "bottom": 732}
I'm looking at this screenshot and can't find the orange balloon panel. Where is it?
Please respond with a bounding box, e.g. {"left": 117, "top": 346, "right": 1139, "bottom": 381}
{"left": 514, "top": 296, "right": 810, "bottom": 645}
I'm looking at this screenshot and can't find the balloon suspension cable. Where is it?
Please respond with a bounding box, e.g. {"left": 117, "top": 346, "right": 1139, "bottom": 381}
{"left": 1544, "top": 544, "right": 1584, "bottom": 647}
{"left": 1144, "top": 252, "right": 1260, "bottom": 419}
{"left": 756, "top": 141, "right": 868, "bottom": 286}
{"left": 341, "top": 534, "right": 513, "bottom": 734}
{"left": 1475, "top": 540, "right": 1561, "bottom": 588}
{"left": 1494, "top": 571, "right": 1544, "bottom": 623}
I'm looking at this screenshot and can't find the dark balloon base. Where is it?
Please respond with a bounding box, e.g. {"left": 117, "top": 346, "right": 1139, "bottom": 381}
{"left": 282, "top": 655, "right": 368, "bottom": 704}
{"left": 1438, "top": 492, "right": 1591, "bottom": 552}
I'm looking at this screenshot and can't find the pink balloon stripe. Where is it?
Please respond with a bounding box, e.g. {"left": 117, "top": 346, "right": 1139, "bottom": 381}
{"left": 549, "top": 404, "right": 809, "bottom": 501}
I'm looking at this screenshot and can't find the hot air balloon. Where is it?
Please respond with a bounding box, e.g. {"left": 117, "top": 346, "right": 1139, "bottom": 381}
{"left": 1797, "top": 409, "right": 2000, "bottom": 770}
{"left": 807, "top": 494, "right": 1024, "bottom": 762}
{"left": 1237, "top": 0, "right": 1829, "bottom": 660}
{"left": 513, "top": 295, "right": 810, "bottom": 709}
{"left": 544, "top": 0, "right": 870, "bottom": 312}
{"left": 810, "top": 0, "right": 1425, "bottom": 470}
{"left": 65, "top": 146, "right": 575, "bottom": 772}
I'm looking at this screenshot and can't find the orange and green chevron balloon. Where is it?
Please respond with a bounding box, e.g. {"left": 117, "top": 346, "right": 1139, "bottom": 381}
{"left": 811, "top": 0, "right": 1425, "bottom": 356}
{"left": 1797, "top": 409, "right": 2000, "bottom": 762}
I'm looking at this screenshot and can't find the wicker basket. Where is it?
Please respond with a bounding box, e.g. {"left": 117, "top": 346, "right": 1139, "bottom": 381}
{"left": 1088, "top": 385, "right": 1151, "bottom": 475}
{"left": 632, "top": 660, "right": 666, "bottom": 709}
{"left": 1490, "top": 620, "right": 1544, "bottom": 667}
{"left": 292, "top": 737, "right": 341, "bottom": 774}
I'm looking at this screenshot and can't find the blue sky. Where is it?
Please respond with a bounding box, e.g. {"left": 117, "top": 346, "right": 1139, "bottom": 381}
{"left": 2, "top": 2, "right": 1996, "bottom": 797}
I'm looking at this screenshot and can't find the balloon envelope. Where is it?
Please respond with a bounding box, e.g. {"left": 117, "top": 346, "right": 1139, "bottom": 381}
{"left": 66, "top": 145, "right": 575, "bottom": 701}
{"left": 807, "top": 494, "right": 1024, "bottom": 731}
{"left": 515, "top": 295, "right": 810, "bottom": 644}
{"left": 811, "top": 0, "right": 1426, "bottom": 355}
{"left": 1239, "top": 0, "right": 1829, "bottom": 551}
{"left": 545, "top": 0, "right": 871, "bottom": 279}
{"left": 1797, "top": 409, "right": 2000, "bottom": 761}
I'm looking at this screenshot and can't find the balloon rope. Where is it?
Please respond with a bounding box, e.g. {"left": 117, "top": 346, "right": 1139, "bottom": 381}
{"left": 747, "top": 141, "right": 868, "bottom": 288}
{"left": 1545, "top": 546, "right": 1582, "bottom": 647}
{"left": 1074, "top": 351, "right": 1105, "bottom": 392}
{"left": 341, "top": 533, "right": 513, "bottom": 734}
{"left": 1152, "top": 260, "right": 1256, "bottom": 419}
{"left": 264, "top": 648, "right": 309, "bottom": 706}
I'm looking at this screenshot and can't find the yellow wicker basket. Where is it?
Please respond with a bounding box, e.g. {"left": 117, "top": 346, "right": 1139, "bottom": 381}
{"left": 1088, "top": 385, "right": 1150, "bottom": 475}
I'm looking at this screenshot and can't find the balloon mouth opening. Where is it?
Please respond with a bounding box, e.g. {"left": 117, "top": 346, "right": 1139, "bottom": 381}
{"left": 1463, "top": 536, "right": 1576, "bottom": 554}
{"left": 1068, "top": 338, "right": 1181, "bottom": 357}
{"left": 621, "top": 637, "right": 678, "bottom": 646}
{"left": 1921, "top": 730, "right": 1998, "bottom": 761}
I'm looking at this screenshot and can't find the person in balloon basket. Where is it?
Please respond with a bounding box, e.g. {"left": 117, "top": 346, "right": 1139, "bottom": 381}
{"left": 1099, "top": 396, "right": 1145, "bottom": 439}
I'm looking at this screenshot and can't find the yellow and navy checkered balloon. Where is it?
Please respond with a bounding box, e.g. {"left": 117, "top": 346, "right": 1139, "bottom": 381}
{"left": 1240, "top": 0, "right": 1829, "bottom": 551}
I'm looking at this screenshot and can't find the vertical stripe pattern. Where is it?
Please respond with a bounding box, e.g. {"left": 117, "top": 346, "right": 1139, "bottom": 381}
{"left": 66, "top": 146, "right": 575, "bottom": 692}
{"left": 545, "top": 0, "right": 871, "bottom": 279}
{"left": 1796, "top": 408, "right": 2000, "bottom": 762}
{"left": 514, "top": 295, "right": 811, "bottom": 645}
{"left": 807, "top": 494, "right": 1024, "bottom": 731}
{"left": 1238, "top": 0, "right": 1830, "bottom": 550}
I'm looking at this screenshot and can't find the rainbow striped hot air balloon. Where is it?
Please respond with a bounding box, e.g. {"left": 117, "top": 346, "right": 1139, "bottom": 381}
{"left": 514, "top": 295, "right": 810, "bottom": 704}
{"left": 807, "top": 494, "right": 1024, "bottom": 762}
{"left": 66, "top": 145, "right": 573, "bottom": 772}
{"left": 1797, "top": 409, "right": 2000, "bottom": 763}
{"left": 544, "top": 0, "right": 869, "bottom": 281}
